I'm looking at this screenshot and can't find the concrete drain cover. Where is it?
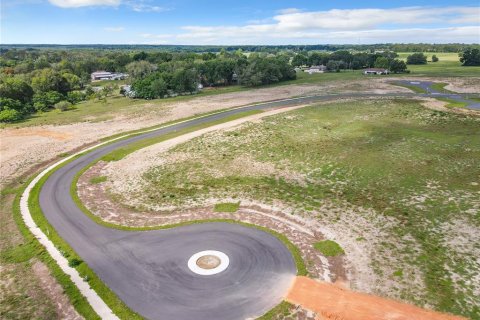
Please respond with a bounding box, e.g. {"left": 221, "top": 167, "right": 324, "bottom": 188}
{"left": 188, "top": 250, "right": 229, "bottom": 275}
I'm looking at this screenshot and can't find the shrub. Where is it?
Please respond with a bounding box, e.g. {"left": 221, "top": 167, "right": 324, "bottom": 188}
{"left": 89, "top": 176, "right": 107, "bottom": 184}
{"left": 0, "top": 109, "right": 24, "bottom": 122}
{"left": 54, "top": 100, "right": 73, "bottom": 112}
{"left": 313, "top": 240, "right": 345, "bottom": 256}
{"left": 214, "top": 202, "right": 240, "bottom": 212}
{"left": 68, "top": 258, "right": 82, "bottom": 267}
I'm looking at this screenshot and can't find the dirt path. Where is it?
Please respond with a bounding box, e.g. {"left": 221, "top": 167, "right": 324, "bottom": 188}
{"left": 286, "top": 276, "right": 466, "bottom": 320}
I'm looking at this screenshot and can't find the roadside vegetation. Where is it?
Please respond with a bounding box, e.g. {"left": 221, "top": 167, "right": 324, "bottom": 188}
{"left": 313, "top": 240, "right": 345, "bottom": 257}
{"left": 108, "top": 99, "right": 479, "bottom": 318}
{"left": 214, "top": 202, "right": 240, "bottom": 212}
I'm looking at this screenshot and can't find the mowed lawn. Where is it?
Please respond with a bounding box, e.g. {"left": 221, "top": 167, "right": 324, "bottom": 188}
{"left": 397, "top": 52, "right": 480, "bottom": 77}
{"left": 130, "top": 99, "right": 480, "bottom": 318}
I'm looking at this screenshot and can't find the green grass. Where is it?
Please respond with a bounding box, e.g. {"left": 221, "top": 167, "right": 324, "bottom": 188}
{"left": 101, "top": 109, "right": 263, "bottom": 162}
{"left": 89, "top": 176, "right": 107, "bottom": 184}
{"left": 435, "top": 97, "right": 468, "bottom": 109}
{"left": 313, "top": 240, "right": 345, "bottom": 257}
{"left": 256, "top": 301, "right": 293, "bottom": 320}
{"left": 8, "top": 176, "right": 102, "bottom": 319}
{"left": 396, "top": 52, "right": 480, "bottom": 77}
{"left": 133, "top": 98, "right": 480, "bottom": 318}
{"left": 392, "top": 82, "right": 427, "bottom": 94}
{"left": 430, "top": 83, "right": 455, "bottom": 93}
{"left": 214, "top": 202, "right": 240, "bottom": 212}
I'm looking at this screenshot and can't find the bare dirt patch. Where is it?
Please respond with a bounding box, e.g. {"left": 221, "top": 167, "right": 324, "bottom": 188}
{"left": 31, "top": 261, "right": 83, "bottom": 320}
{"left": 287, "top": 276, "right": 466, "bottom": 320}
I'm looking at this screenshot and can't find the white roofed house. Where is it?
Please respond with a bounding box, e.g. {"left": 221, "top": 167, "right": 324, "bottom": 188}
{"left": 91, "top": 71, "right": 128, "bottom": 81}
{"left": 363, "top": 68, "right": 389, "bottom": 75}
{"left": 305, "top": 65, "right": 327, "bottom": 74}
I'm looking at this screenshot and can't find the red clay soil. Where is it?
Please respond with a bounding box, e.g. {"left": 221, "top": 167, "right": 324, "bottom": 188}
{"left": 286, "top": 277, "right": 466, "bottom": 320}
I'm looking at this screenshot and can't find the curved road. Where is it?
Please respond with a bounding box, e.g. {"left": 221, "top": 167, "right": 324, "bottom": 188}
{"left": 37, "top": 86, "right": 478, "bottom": 320}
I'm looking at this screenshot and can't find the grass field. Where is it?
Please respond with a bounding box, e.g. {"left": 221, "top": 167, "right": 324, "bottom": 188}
{"left": 397, "top": 52, "right": 480, "bottom": 77}
{"left": 118, "top": 99, "right": 480, "bottom": 318}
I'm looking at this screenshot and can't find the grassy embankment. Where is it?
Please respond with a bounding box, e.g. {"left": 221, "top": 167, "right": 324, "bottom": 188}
{"left": 126, "top": 99, "right": 479, "bottom": 319}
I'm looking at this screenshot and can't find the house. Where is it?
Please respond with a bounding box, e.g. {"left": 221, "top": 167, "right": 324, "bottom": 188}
{"left": 305, "top": 65, "right": 327, "bottom": 74}
{"left": 91, "top": 71, "right": 128, "bottom": 81}
{"left": 363, "top": 68, "right": 389, "bottom": 75}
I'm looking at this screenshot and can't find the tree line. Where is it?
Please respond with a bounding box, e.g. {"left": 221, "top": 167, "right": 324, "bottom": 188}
{"left": 128, "top": 52, "right": 296, "bottom": 99}
{"left": 291, "top": 50, "right": 408, "bottom": 73}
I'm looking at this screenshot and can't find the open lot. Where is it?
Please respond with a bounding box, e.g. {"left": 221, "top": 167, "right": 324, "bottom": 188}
{"left": 101, "top": 99, "right": 480, "bottom": 319}
{"left": 1, "top": 71, "right": 479, "bottom": 320}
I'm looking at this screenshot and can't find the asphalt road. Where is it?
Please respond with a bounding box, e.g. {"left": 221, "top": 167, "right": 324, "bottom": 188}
{"left": 395, "top": 80, "right": 480, "bottom": 109}
{"left": 38, "top": 87, "right": 478, "bottom": 320}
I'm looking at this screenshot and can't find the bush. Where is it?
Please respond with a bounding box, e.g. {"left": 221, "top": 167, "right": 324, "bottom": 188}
{"left": 214, "top": 202, "right": 240, "bottom": 212}
{"left": 431, "top": 55, "right": 439, "bottom": 62}
{"left": 54, "top": 100, "right": 73, "bottom": 112}
{"left": 67, "top": 90, "right": 86, "bottom": 104}
{"left": 0, "top": 109, "right": 24, "bottom": 122}
{"left": 68, "top": 258, "right": 83, "bottom": 267}
{"left": 313, "top": 240, "right": 345, "bottom": 256}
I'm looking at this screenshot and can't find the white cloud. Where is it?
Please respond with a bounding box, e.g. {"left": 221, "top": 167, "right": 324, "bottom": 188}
{"left": 48, "top": 0, "right": 119, "bottom": 8}
{"left": 166, "top": 6, "right": 480, "bottom": 44}
{"left": 125, "top": 0, "right": 169, "bottom": 12}
{"left": 104, "top": 26, "right": 125, "bottom": 32}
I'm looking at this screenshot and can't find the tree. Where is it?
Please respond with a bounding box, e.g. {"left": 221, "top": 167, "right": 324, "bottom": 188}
{"left": 326, "top": 60, "right": 341, "bottom": 72}
{"left": 31, "top": 69, "right": 70, "bottom": 94}
{"left": 291, "top": 54, "right": 308, "bottom": 67}
{"left": 33, "top": 91, "right": 64, "bottom": 111}
{"left": 150, "top": 78, "right": 168, "bottom": 98}
{"left": 0, "top": 77, "right": 34, "bottom": 104}
{"left": 389, "top": 60, "right": 408, "bottom": 73}
{"left": 125, "top": 61, "right": 157, "bottom": 80}
{"left": 0, "top": 98, "right": 27, "bottom": 122}
{"left": 374, "top": 57, "right": 390, "bottom": 69}
{"left": 431, "top": 55, "right": 439, "bottom": 62}
{"left": 459, "top": 48, "right": 480, "bottom": 66}
{"left": 406, "top": 53, "right": 427, "bottom": 65}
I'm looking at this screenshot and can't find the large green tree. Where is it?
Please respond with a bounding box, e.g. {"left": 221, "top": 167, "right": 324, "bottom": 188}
{"left": 459, "top": 48, "right": 480, "bottom": 66}
{"left": 406, "top": 53, "right": 427, "bottom": 65}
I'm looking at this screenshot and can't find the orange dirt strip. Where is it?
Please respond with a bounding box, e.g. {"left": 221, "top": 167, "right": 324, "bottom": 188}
{"left": 286, "top": 277, "right": 466, "bottom": 320}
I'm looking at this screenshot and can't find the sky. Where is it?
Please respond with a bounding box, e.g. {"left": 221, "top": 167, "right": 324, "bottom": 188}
{"left": 1, "top": 0, "right": 479, "bottom": 44}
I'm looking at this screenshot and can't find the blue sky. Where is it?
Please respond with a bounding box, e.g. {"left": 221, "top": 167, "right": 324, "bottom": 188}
{"left": 1, "top": 0, "right": 479, "bottom": 44}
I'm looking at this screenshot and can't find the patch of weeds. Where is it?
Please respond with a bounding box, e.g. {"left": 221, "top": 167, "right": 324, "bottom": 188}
{"left": 393, "top": 269, "right": 404, "bottom": 277}
{"left": 313, "top": 240, "right": 345, "bottom": 257}
{"left": 257, "top": 301, "right": 293, "bottom": 320}
{"left": 68, "top": 258, "right": 83, "bottom": 268}
{"left": 214, "top": 202, "right": 240, "bottom": 212}
{"left": 435, "top": 97, "right": 467, "bottom": 109}
{"left": 57, "top": 152, "right": 71, "bottom": 158}
{"left": 89, "top": 176, "right": 108, "bottom": 184}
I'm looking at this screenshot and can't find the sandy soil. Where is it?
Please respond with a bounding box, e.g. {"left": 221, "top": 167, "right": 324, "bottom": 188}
{"left": 287, "top": 276, "right": 466, "bottom": 320}
{"left": 31, "top": 261, "right": 83, "bottom": 320}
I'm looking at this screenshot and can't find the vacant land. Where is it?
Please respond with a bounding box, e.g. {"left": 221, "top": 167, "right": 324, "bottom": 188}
{"left": 102, "top": 99, "right": 480, "bottom": 318}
